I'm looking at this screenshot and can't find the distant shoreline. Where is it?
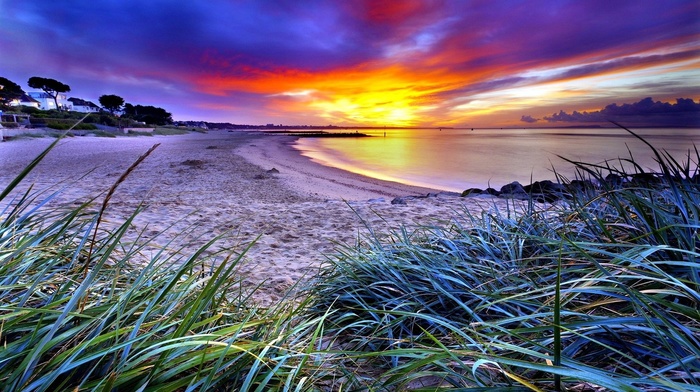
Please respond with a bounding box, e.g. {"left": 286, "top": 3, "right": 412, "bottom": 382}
{"left": 204, "top": 124, "right": 700, "bottom": 132}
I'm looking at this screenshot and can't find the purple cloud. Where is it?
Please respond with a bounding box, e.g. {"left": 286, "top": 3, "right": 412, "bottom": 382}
{"left": 544, "top": 97, "right": 700, "bottom": 127}
{"left": 521, "top": 115, "right": 539, "bottom": 123}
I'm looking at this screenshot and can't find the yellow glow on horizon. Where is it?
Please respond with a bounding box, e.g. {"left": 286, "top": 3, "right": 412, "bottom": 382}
{"left": 309, "top": 92, "right": 418, "bottom": 125}
{"left": 194, "top": 44, "right": 700, "bottom": 127}
{"left": 196, "top": 62, "right": 473, "bottom": 126}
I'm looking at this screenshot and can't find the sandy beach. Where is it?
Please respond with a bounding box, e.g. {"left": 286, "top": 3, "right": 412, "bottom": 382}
{"left": 0, "top": 131, "right": 519, "bottom": 306}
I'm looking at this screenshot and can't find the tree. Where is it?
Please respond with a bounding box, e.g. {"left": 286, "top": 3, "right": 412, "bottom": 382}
{"left": 27, "top": 76, "right": 71, "bottom": 110}
{"left": 0, "top": 77, "right": 25, "bottom": 105}
{"left": 99, "top": 94, "right": 125, "bottom": 114}
{"left": 123, "top": 103, "right": 173, "bottom": 125}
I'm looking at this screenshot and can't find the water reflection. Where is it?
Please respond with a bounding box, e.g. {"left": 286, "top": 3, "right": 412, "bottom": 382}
{"left": 295, "top": 128, "right": 699, "bottom": 191}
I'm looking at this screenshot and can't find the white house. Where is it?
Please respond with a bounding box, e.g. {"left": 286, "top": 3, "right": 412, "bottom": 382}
{"left": 9, "top": 94, "right": 40, "bottom": 109}
{"left": 27, "top": 91, "right": 69, "bottom": 110}
{"left": 67, "top": 97, "right": 101, "bottom": 113}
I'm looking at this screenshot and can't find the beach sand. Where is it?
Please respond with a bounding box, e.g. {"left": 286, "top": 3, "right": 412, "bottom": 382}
{"left": 0, "top": 131, "right": 521, "bottom": 306}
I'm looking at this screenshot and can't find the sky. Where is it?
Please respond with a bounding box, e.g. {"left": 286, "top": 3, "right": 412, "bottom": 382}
{"left": 1, "top": 0, "right": 699, "bottom": 127}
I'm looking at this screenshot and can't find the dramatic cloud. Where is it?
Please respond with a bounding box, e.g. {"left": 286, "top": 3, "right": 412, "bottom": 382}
{"left": 544, "top": 98, "right": 700, "bottom": 127}
{"left": 1, "top": 1, "right": 699, "bottom": 126}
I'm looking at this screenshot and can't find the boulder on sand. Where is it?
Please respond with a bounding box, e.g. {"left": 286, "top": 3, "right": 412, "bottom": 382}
{"left": 500, "top": 181, "right": 528, "bottom": 199}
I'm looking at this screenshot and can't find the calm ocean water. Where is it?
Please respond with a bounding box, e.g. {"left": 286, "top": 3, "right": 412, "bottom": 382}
{"left": 294, "top": 128, "right": 700, "bottom": 192}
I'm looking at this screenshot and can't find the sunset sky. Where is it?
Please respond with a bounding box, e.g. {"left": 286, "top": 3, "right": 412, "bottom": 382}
{"left": 1, "top": 1, "right": 699, "bottom": 127}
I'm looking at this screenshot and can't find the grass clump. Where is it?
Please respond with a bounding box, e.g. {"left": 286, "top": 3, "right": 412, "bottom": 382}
{"left": 153, "top": 126, "right": 190, "bottom": 135}
{"left": 46, "top": 121, "right": 98, "bottom": 131}
{"left": 9, "top": 132, "right": 49, "bottom": 139}
{"left": 90, "top": 130, "right": 118, "bottom": 138}
{"left": 306, "top": 126, "right": 699, "bottom": 391}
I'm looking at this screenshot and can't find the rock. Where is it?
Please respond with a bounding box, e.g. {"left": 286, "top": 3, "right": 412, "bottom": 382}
{"left": 525, "top": 180, "right": 568, "bottom": 201}
{"left": 461, "top": 188, "right": 482, "bottom": 197}
{"left": 485, "top": 188, "right": 501, "bottom": 196}
{"left": 500, "top": 181, "right": 526, "bottom": 194}
{"left": 368, "top": 198, "right": 385, "bottom": 203}
{"left": 267, "top": 168, "right": 280, "bottom": 174}
{"left": 500, "top": 181, "right": 528, "bottom": 199}
{"left": 524, "top": 180, "right": 565, "bottom": 194}
{"left": 391, "top": 197, "right": 407, "bottom": 205}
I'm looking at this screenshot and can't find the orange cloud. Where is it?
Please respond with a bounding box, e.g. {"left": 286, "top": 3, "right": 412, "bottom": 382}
{"left": 194, "top": 61, "right": 471, "bottom": 126}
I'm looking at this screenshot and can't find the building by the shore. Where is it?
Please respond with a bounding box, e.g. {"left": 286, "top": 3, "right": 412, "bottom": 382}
{"left": 27, "top": 91, "right": 69, "bottom": 110}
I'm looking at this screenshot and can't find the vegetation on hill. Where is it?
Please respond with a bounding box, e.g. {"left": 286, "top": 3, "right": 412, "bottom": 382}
{"left": 1, "top": 106, "right": 171, "bottom": 136}
{"left": 0, "top": 127, "right": 697, "bottom": 391}
{"left": 1, "top": 75, "right": 174, "bottom": 130}
{"left": 0, "top": 77, "right": 25, "bottom": 104}
{"left": 98, "top": 94, "right": 125, "bottom": 115}
{"left": 122, "top": 103, "right": 173, "bottom": 125}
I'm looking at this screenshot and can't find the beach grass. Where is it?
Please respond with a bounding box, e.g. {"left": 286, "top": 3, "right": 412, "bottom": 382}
{"left": 153, "top": 126, "right": 198, "bottom": 135}
{"left": 305, "top": 126, "right": 699, "bottom": 391}
{"left": 1, "top": 126, "right": 698, "bottom": 391}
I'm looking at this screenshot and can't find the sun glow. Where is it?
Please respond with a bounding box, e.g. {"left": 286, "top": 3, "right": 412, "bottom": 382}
{"left": 196, "top": 62, "right": 463, "bottom": 126}
{"left": 191, "top": 40, "right": 700, "bottom": 127}
{"left": 309, "top": 92, "right": 417, "bottom": 125}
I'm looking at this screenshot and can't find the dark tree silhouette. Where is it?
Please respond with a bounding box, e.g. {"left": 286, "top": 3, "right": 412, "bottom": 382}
{"left": 99, "top": 94, "right": 125, "bottom": 114}
{"left": 0, "top": 77, "right": 25, "bottom": 105}
{"left": 27, "top": 76, "right": 71, "bottom": 110}
{"left": 123, "top": 103, "right": 172, "bottom": 125}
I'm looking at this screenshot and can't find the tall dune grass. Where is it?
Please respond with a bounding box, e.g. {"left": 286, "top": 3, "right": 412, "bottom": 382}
{"left": 1, "top": 126, "right": 698, "bottom": 391}
{"left": 307, "top": 127, "right": 699, "bottom": 391}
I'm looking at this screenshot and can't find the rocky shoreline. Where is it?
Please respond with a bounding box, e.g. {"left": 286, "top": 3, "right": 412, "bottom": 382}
{"left": 393, "top": 171, "right": 698, "bottom": 205}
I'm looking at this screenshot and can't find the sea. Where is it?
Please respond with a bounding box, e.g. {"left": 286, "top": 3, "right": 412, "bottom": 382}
{"left": 293, "top": 128, "right": 700, "bottom": 192}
